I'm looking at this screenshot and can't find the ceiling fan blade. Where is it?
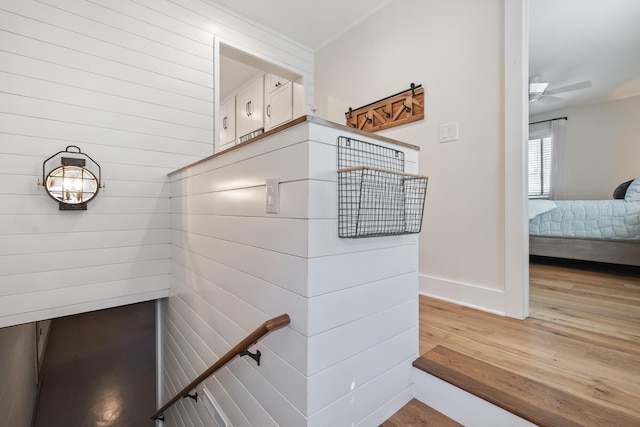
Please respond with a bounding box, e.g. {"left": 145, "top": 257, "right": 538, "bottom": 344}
{"left": 547, "top": 81, "right": 592, "bottom": 95}
{"left": 539, "top": 95, "right": 562, "bottom": 104}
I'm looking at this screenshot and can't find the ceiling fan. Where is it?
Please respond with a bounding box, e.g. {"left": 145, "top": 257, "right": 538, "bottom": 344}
{"left": 529, "top": 76, "right": 592, "bottom": 103}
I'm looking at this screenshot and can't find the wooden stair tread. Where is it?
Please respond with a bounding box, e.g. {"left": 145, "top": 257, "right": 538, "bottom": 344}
{"left": 381, "top": 398, "right": 462, "bottom": 427}
{"left": 414, "top": 345, "right": 638, "bottom": 427}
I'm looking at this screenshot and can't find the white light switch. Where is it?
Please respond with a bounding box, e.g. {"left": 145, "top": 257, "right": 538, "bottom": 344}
{"left": 439, "top": 122, "right": 459, "bottom": 143}
{"left": 266, "top": 177, "right": 279, "bottom": 213}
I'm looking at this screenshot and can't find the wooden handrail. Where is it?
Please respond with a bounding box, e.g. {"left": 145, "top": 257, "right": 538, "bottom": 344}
{"left": 151, "top": 313, "right": 290, "bottom": 421}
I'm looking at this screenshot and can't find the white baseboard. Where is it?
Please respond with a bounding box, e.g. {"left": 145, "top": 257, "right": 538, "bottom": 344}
{"left": 413, "top": 368, "right": 536, "bottom": 427}
{"left": 419, "top": 274, "right": 505, "bottom": 316}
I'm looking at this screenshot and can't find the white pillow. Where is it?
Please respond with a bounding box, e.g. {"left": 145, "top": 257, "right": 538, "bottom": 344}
{"left": 528, "top": 199, "right": 557, "bottom": 219}
{"left": 625, "top": 176, "right": 640, "bottom": 202}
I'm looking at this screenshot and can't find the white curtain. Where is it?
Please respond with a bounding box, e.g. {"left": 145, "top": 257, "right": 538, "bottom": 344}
{"left": 548, "top": 119, "right": 566, "bottom": 200}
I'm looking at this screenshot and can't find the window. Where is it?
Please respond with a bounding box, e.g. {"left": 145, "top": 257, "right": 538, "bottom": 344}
{"left": 528, "top": 135, "right": 552, "bottom": 198}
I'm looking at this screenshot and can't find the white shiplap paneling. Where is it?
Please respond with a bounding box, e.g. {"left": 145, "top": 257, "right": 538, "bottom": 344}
{"left": 168, "top": 119, "right": 418, "bottom": 426}
{"left": 0, "top": 0, "right": 313, "bottom": 334}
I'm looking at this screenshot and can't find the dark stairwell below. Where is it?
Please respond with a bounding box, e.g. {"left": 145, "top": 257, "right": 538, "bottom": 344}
{"left": 33, "top": 301, "right": 156, "bottom": 427}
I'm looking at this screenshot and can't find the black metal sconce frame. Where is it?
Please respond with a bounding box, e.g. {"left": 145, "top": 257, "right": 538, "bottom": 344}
{"left": 40, "top": 145, "right": 103, "bottom": 210}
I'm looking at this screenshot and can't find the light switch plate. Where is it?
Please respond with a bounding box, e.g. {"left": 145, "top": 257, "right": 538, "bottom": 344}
{"left": 266, "top": 177, "right": 279, "bottom": 213}
{"left": 440, "top": 122, "right": 459, "bottom": 143}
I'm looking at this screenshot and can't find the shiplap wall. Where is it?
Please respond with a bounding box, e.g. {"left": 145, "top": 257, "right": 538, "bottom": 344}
{"left": 0, "top": 0, "right": 313, "bottom": 329}
{"left": 305, "top": 123, "right": 418, "bottom": 427}
{"left": 167, "top": 119, "right": 418, "bottom": 426}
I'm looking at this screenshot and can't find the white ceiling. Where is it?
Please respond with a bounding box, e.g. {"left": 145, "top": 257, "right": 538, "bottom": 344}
{"left": 529, "top": 0, "right": 640, "bottom": 115}
{"left": 211, "top": 0, "right": 393, "bottom": 50}
{"left": 213, "top": 0, "right": 640, "bottom": 116}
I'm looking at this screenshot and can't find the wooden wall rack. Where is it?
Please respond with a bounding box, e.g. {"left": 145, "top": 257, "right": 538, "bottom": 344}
{"left": 345, "top": 83, "right": 424, "bottom": 132}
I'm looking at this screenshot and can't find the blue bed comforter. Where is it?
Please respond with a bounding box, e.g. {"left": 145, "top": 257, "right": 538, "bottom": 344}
{"left": 529, "top": 199, "right": 640, "bottom": 239}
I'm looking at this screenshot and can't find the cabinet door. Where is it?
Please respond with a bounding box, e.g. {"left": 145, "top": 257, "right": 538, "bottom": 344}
{"left": 219, "top": 97, "right": 236, "bottom": 150}
{"left": 236, "top": 86, "right": 251, "bottom": 137}
{"left": 236, "top": 77, "right": 264, "bottom": 137}
{"left": 266, "top": 73, "right": 288, "bottom": 93}
{"left": 265, "top": 81, "right": 293, "bottom": 130}
{"left": 248, "top": 77, "right": 264, "bottom": 132}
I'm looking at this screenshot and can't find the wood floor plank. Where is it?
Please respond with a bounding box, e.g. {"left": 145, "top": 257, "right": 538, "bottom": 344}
{"left": 421, "top": 322, "right": 640, "bottom": 416}
{"left": 528, "top": 320, "right": 640, "bottom": 358}
{"left": 419, "top": 259, "right": 640, "bottom": 425}
{"left": 381, "top": 398, "right": 462, "bottom": 427}
{"left": 414, "top": 346, "right": 638, "bottom": 427}
{"left": 531, "top": 283, "right": 640, "bottom": 313}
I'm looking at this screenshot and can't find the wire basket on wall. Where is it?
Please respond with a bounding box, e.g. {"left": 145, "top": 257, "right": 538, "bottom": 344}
{"left": 337, "top": 137, "right": 428, "bottom": 238}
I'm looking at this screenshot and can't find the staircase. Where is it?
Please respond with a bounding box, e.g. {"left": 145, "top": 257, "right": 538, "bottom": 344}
{"left": 392, "top": 260, "right": 640, "bottom": 427}
{"left": 33, "top": 302, "right": 156, "bottom": 427}
{"left": 410, "top": 346, "right": 639, "bottom": 427}
{"left": 381, "top": 398, "right": 462, "bottom": 427}
{"left": 380, "top": 355, "right": 536, "bottom": 427}
{"left": 384, "top": 346, "right": 603, "bottom": 427}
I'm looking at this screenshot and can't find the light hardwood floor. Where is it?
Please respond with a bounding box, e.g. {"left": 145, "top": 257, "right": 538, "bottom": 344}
{"left": 381, "top": 399, "right": 462, "bottom": 427}
{"left": 419, "top": 258, "right": 640, "bottom": 423}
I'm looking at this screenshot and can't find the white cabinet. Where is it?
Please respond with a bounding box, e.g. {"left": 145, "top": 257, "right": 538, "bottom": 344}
{"left": 266, "top": 73, "right": 288, "bottom": 92}
{"left": 219, "top": 72, "right": 302, "bottom": 148}
{"left": 235, "top": 75, "right": 264, "bottom": 138}
{"left": 265, "top": 81, "right": 293, "bottom": 131}
{"left": 219, "top": 97, "right": 236, "bottom": 151}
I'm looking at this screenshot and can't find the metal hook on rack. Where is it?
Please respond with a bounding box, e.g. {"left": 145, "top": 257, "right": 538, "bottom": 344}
{"left": 381, "top": 108, "right": 391, "bottom": 118}
{"left": 410, "top": 82, "right": 416, "bottom": 97}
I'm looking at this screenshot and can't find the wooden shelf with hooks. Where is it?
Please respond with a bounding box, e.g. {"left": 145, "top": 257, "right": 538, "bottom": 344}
{"left": 345, "top": 84, "right": 424, "bottom": 132}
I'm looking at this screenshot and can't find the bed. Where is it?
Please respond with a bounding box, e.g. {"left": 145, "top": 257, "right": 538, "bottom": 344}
{"left": 528, "top": 177, "right": 640, "bottom": 266}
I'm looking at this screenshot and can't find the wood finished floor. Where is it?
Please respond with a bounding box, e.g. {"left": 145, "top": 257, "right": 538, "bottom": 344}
{"left": 419, "top": 258, "right": 640, "bottom": 425}
{"left": 34, "top": 302, "right": 156, "bottom": 427}
{"left": 381, "top": 398, "right": 462, "bottom": 427}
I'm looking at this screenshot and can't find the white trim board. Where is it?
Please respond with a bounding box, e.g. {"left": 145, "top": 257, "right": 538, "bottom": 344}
{"left": 419, "top": 274, "right": 506, "bottom": 316}
{"left": 0, "top": 289, "right": 169, "bottom": 329}
{"left": 413, "top": 368, "right": 536, "bottom": 427}
{"left": 503, "top": 0, "right": 529, "bottom": 320}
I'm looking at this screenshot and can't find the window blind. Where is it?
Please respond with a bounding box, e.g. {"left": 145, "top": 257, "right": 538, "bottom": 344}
{"left": 528, "top": 136, "right": 551, "bottom": 197}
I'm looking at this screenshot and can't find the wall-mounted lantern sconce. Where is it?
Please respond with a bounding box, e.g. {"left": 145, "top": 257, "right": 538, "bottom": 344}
{"left": 38, "top": 145, "right": 103, "bottom": 210}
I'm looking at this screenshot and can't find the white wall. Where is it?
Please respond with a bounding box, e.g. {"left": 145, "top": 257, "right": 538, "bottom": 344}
{"left": 0, "top": 0, "right": 203, "bottom": 327}
{"left": 0, "top": 323, "right": 37, "bottom": 427}
{"left": 0, "top": 0, "right": 313, "bottom": 328}
{"left": 305, "top": 123, "right": 419, "bottom": 427}
{"left": 314, "top": 0, "right": 510, "bottom": 313}
{"left": 166, "top": 125, "right": 314, "bottom": 427}
{"left": 165, "top": 119, "right": 419, "bottom": 426}
{"left": 530, "top": 94, "right": 640, "bottom": 200}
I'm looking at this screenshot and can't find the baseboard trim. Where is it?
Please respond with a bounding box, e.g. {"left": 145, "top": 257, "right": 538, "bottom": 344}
{"left": 418, "top": 274, "right": 505, "bottom": 316}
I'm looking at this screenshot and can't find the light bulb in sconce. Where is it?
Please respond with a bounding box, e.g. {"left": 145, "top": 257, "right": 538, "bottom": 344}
{"left": 40, "top": 145, "right": 102, "bottom": 210}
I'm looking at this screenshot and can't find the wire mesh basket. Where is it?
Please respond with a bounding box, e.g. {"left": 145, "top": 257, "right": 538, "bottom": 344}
{"left": 337, "top": 137, "right": 428, "bottom": 238}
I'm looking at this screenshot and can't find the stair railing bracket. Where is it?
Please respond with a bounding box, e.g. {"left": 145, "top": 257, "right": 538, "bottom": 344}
{"left": 239, "top": 349, "right": 262, "bottom": 366}
{"left": 183, "top": 391, "right": 198, "bottom": 402}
